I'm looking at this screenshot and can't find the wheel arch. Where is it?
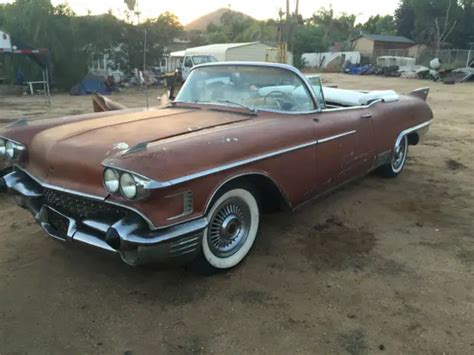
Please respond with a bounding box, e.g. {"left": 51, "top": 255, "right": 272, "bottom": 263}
{"left": 407, "top": 132, "right": 419, "bottom": 145}
{"left": 205, "top": 172, "right": 292, "bottom": 214}
{"left": 395, "top": 120, "right": 432, "bottom": 148}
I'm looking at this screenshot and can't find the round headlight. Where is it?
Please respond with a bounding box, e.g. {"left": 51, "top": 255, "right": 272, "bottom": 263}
{"left": 120, "top": 173, "right": 137, "bottom": 199}
{"left": 0, "top": 139, "right": 5, "bottom": 157}
{"left": 103, "top": 168, "right": 120, "bottom": 193}
{"left": 5, "top": 141, "right": 15, "bottom": 159}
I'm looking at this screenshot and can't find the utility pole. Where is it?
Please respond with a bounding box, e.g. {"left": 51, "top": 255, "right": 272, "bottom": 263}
{"left": 143, "top": 29, "right": 149, "bottom": 109}
{"left": 286, "top": 0, "right": 290, "bottom": 42}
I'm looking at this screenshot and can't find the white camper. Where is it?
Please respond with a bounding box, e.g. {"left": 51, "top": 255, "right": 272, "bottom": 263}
{"left": 168, "top": 42, "right": 293, "bottom": 81}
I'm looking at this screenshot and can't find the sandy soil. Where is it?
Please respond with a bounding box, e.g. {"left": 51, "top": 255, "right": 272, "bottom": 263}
{"left": 0, "top": 76, "right": 473, "bottom": 354}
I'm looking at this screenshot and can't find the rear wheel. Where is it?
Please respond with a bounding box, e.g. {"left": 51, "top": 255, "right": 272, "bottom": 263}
{"left": 190, "top": 187, "right": 260, "bottom": 274}
{"left": 379, "top": 135, "right": 408, "bottom": 178}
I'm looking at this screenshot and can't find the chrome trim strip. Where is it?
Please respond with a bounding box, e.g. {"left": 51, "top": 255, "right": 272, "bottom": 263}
{"left": 395, "top": 119, "right": 433, "bottom": 147}
{"left": 173, "top": 102, "right": 322, "bottom": 116}
{"left": 0, "top": 135, "right": 25, "bottom": 147}
{"left": 144, "top": 130, "right": 356, "bottom": 190}
{"left": 318, "top": 130, "right": 356, "bottom": 143}
{"left": 322, "top": 99, "right": 383, "bottom": 112}
{"left": 166, "top": 191, "right": 194, "bottom": 221}
{"left": 118, "top": 217, "right": 208, "bottom": 246}
{"left": 145, "top": 139, "right": 319, "bottom": 189}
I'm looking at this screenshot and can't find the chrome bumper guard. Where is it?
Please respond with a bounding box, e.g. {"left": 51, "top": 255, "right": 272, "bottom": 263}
{"left": 0, "top": 168, "right": 207, "bottom": 266}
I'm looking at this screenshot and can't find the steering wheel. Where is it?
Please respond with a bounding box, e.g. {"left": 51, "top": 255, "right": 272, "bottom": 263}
{"left": 264, "top": 91, "right": 296, "bottom": 111}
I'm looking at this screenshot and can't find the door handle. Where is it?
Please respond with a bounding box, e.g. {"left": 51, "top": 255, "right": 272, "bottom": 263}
{"left": 361, "top": 113, "right": 372, "bottom": 119}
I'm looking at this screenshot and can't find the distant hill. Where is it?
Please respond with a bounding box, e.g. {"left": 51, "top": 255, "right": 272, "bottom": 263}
{"left": 185, "top": 8, "right": 254, "bottom": 32}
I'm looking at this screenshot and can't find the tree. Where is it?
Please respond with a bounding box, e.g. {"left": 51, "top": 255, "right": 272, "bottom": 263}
{"left": 0, "top": 0, "right": 184, "bottom": 88}
{"left": 433, "top": 0, "right": 457, "bottom": 52}
{"left": 394, "top": 0, "right": 469, "bottom": 48}
{"left": 395, "top": 0, "right": 415, "bottom": 39}
{"left": 306, "top": 7, "right": 357, "bottom": 50}
{"left": 358, "top": 15, "right": 396, "bottom": 35}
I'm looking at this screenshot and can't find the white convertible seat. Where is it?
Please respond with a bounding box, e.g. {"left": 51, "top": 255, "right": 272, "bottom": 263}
{"left": 322, "top": 87, "right": 399, "bottom": 106}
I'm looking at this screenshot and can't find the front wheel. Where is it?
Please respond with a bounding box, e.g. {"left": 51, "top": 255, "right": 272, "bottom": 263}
{"left": 378, "top": 135, "right": 408, "bottom": 178}
{"left": 190, "top": 187, "right": 260, "bottom": 274}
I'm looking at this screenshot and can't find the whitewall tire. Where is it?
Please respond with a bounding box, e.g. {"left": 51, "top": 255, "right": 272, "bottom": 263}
{"left": 193, "top": 188, "right": 260, "bottom": 273}
{"left": 379, "top": 135, "right": 408, "bottom": 178}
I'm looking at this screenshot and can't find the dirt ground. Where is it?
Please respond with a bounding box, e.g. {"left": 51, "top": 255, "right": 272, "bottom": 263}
{"left": 0, "top": 75, "right": 473, "bottom": 354}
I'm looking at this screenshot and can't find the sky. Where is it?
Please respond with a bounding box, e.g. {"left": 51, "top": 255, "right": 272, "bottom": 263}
{"left": 35, "top": 0, "right": 400, "bottom": 25}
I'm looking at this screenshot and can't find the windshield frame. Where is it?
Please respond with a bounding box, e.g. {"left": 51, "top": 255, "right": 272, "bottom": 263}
{"left": 174, "top": 62, "right": 321, "bottom": 115}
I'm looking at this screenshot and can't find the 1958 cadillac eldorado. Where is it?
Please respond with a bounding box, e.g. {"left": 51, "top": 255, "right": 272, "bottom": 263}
{"left": 0, "top": 63, "right": 433, "bottom": 273}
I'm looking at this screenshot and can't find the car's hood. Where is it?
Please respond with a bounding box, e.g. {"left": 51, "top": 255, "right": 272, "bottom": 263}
{"left": 23, "top": 107, "right": 253, "bottom": 196}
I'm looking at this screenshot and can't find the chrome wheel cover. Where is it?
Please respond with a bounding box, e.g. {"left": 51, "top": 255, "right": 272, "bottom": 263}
{"left": 391, "top": 136, "right": 408, "bottom": 172}
{"left": 207, "top": 197, "right": 251, "bottom": 258}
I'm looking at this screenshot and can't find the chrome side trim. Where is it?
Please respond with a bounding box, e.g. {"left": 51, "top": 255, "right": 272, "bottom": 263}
{"left": 0, "top": 135, "right": 25, "bottom": 147}
{"left": 145, "top": 139, "right": 319, "bottom": 189}
{"left": 116, "top": 217, "right": 208, "bottom": 246}
{"left": 144, "top": 130, "right": 356, "bottom": 190}
{"left": 166, "top": 191, "right": 194, "bottom": 221}
{"left": 395, "top": 119, "right": 433, "bottom": 147}
{"left": 318, "top": 130, "right": 356, "bottom": 143}
{"left": 322, "top": 99, "right": 383, "bottom": 112}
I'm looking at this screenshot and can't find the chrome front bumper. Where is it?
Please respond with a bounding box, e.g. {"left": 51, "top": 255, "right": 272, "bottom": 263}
{"left": 0, "top": 167, "right": 207, "bottom": 266}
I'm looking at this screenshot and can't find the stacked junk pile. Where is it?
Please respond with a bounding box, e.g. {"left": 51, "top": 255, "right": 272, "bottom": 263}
{"left": 70, "top": 68, "right": 166, "bottom": 96}
{"left": 343, "top": 55, "right": 474, "bottom": 84}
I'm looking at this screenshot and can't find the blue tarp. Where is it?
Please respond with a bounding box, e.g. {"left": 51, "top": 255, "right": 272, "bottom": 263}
{"left": 70, "top": 74, "right": 111, "bottom": 96}
{"left": 344, "top": 64, "right": 375, "bottom": 75}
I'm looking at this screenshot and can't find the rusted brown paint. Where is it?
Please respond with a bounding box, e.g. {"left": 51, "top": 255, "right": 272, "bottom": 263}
{"left": 0, "top": 93, "right": 433, "bottom": 229}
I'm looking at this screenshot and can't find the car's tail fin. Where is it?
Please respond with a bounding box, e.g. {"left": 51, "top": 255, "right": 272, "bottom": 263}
{"left": 408, "top": 87, "right": 430, "bottom": 101}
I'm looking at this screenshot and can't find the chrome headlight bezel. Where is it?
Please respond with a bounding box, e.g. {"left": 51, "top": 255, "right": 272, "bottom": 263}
{"left": 5, "top": 140, "right": 15, "bottom": 159}
{"left": 0, "top": 137, "right": 25, "bottom": 161}
{"left": 0, "top": 138, "right": 5, "bottom": 157}
{"left": 120, "top": 172, "right": 138, "bottom": 200}
{"left": 103, "top": 167, "right": 150, "bottom": 201}
{"left": 103, "top": 168, "right": 120, "bottom": 193}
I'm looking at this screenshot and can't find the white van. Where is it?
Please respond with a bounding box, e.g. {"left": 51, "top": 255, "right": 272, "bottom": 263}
{"left": 181, "top": 55, "right": 218, "bottom": 81}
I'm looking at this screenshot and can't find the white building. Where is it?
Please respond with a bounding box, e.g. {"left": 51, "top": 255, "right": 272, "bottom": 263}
{"left": 302, "top": 51, "right": 361, "bottom": 69}
{"left": 170, "top": 42, "right": 293, "bottom": 65}
{"left": 0, "top": 31, "right": 12, "bottom": 52}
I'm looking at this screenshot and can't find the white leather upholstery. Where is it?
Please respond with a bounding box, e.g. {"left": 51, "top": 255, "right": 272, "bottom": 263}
{"left": 322, "top": 87, "right": 399, "bottom": 106}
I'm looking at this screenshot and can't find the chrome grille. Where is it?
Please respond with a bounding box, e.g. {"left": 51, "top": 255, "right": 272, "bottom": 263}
{"left": 44, "top": 189, "right": 127, "bottom": 220}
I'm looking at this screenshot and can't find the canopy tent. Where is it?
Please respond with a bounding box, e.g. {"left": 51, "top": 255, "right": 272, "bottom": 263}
{"left": 0, "top": 30, "right": 51, "bottom": 103}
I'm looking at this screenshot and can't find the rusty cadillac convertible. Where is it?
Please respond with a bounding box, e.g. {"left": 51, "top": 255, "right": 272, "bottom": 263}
{"left": 0, "top": 63, "right": 433, "bottom": 273}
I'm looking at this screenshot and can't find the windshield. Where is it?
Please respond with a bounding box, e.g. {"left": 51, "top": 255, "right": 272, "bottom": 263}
{"left": 192, "top": 55, "right": 218, "bottom": 65}
{"left": 175, "top": 65, "right": 316, "bottom": 112}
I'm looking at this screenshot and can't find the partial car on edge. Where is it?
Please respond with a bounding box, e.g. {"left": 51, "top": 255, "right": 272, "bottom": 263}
{"left": 0, "top": 62, "right": 433, "bottom": 273}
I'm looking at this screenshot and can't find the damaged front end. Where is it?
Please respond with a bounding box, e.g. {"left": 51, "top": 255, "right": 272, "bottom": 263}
{"left": 0, "top": 167, "right": 207, "bottom": 266}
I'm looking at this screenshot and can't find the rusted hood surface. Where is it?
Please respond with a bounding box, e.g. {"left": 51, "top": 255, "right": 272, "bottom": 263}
{"left": 20, "top": 107, "right": 252, "bottom": 196}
